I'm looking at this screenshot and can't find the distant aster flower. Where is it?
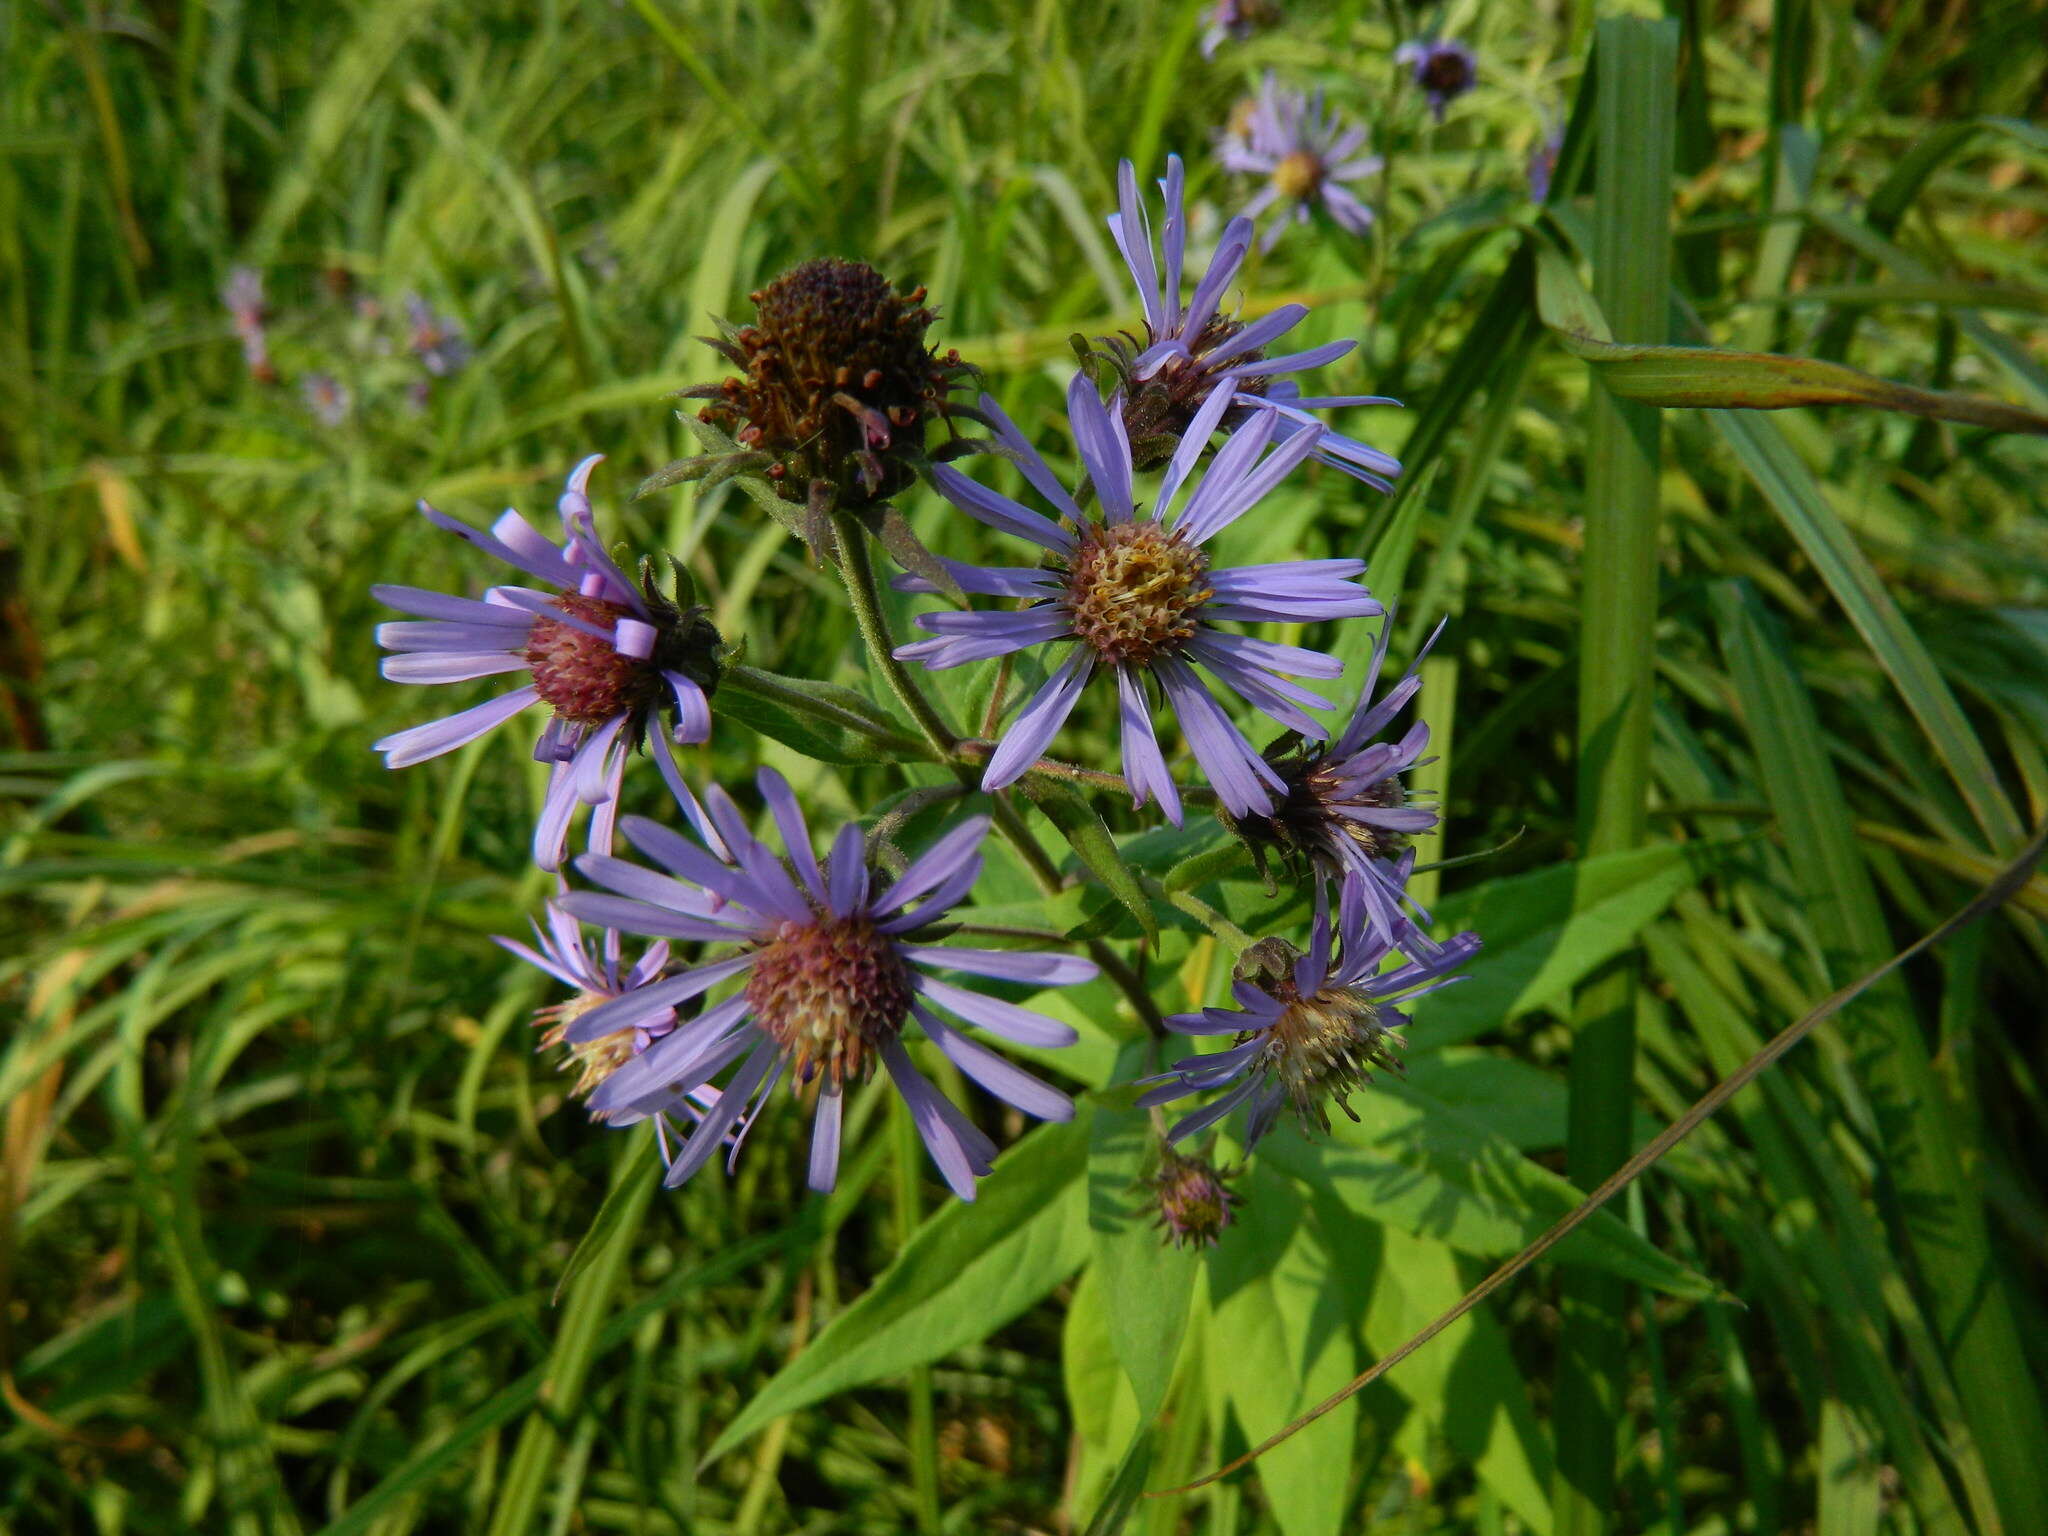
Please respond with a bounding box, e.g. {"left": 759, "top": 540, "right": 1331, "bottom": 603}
{"left": 1234, "top": 616, "right": 1443, "bottom": 943}
{"left": 1396, "top": 37, "right": 1479, "bottom": 121}
{"left": 372, "top": 456, "right": 723, "bottom": 870}
{"left": 1527, "top": 118, "right": 1564, "bottom": 203}
{"left": 1200, "top": 0, "right": 1281, "bottom": 57}
{"left": 555, "top": 768, "right": 1096, "bottom": 1199}
{"left": 221, "top": 265, "right": 276, "bottom": 383}
{"left": 894, "top": 375, "right": 1381, "bottom": 824}
{"left": 1097, "top": 155, "right": 1402, "bottom": 490}
{"left": 1141, "top": 874, "right": 1480, "bottom": 1148}
{"left": 405, "top": 293, "right": 472, "bottom": 377}
{"left": 1220, "top": 75, "right": 1380, "bottom": 250}
{"left": 302, "top": 372, "right": 351, "bottom": 427}
{"left": 1150, "top": 1146, "right": 1240, "bottom": 1248}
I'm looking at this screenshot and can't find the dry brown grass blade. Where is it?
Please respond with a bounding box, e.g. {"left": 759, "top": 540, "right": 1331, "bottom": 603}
{"left": 1150, "top": 817, "right": 2048, "bottom": 1497}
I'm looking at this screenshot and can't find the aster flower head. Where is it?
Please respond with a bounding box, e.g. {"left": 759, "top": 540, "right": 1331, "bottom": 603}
{"left": 1141, "top": 874, "right": 1480, "bottom": 1149}
{"left": 894, "top": 374, "right": 1383, "bottom": 824}
{"left": 1093, "top": 155, "right": 1402, "bottom": 490}
{"left": 302, "top": 372, "right": 350, "bottom": 428}
{"left": 1233, "top": 616, "right": 1443, "bottom": 942}
{"left": 221, "top": 266, "right": 265, "bottom": 338}
{"left": 1395, "top": 37, "right": 1479, "bottom": 121}
{"left": 372, "top": 455, "right": 724, "bottom": 870}
{"left": 1220, "top": 75, "right": 1381, "bottom": 250}
{"left": 554, "top": 767, "right": 1097, "bottom": 1199}
{"left": 499, "top": 899, "right": 684, "bottom": 1101}
{"left": 405, "top": 293, "right": 472, "bottom": 377}
{"left": 1200, "top": 0, "right": 1281, "bottom": 57}
{"left": 685, "top": 257, "right": 974, "bottom": 509}
{"left": 1151, "top": 1146, "right": 1241, "bottom": 1248}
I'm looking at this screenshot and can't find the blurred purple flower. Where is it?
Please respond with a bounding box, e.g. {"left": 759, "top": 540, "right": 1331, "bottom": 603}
{"left": 372, "top": 455, "right": 721, "bottom": 871}
{"left": 1219, "top": 75, "right": 1380, "bottom": 250}
{"left": 893, "top": 375, "right": 1381, "bottom": 824}
{"left": 1395, "top": 37, "right": 1479, "bottom": 121}
{"left": 1104, "top": 155, "right": 1403, "bottom": 490}
{"left": 406, "top": 293, "right": 472, "bottom": 377}
{"left": 1140, "top": 873, "right": 1479, "bottom": 1148}
{"left": 222, "top": 265, "right": 275, "bottom": 381}
{"left": 1528, "top": 119, "right": 1564, "bottom": 203}
{"left": 556, "top": 768, "right": 1095, "bottom": 1199}
{"left": 1200, "top": 0, "right": 1280, "bottom": 57}
{"left": 302, "top": 372, "right": 351, "bottom": 427}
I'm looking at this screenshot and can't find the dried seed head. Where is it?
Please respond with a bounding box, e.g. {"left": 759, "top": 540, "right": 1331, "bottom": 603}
{"left": 745, "top": 913, "right": 914, "bottom": 1089}
{"left": 1151, "top": 1148, "right": 1240, "bottom": 1249}
{"left": 694, "top": 258, "right": 971, "bottom": 505}
{"left": 1064, "top": 520, "right": 1212, "bottom": 667}
{"left": 1235, "top": 938, "right": 1402, "bottom": 1137}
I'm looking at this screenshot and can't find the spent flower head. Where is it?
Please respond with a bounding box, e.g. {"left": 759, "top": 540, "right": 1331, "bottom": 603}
{"left": 687, "top": 258, "right": 973, "bottom": 509}
{"left": 1220, "top": 74, "right": 1381, "bottom": 250}
{"left": 1395, "top": 37, "right": 1479, "bottom": 121}
{"left": 1094, "top": 155, "right": 1402, "bottom": 490}
{"left": 372, "top": 456, "right": 723, "bottom": 870}
{"left": 1140, "top": 874, "right": 1479, "bottom": 1149}
{"left": 893, "top": 374, "right": 1382, "bottom": 824}
{"left": 1151, "top": 1146, "right": 1241, "bottom": 1248}
{"left": 556, "top": 768, "right": 1097, "bottom": 1199}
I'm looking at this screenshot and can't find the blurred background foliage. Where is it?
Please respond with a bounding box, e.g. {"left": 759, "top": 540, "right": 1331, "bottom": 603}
{"left": 3, "top": 0, "right": 2047, "bottom": 1532}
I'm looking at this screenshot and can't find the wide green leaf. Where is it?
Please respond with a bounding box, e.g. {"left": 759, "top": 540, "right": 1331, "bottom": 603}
{"left": 1260, "top": 1082, "right": 1717, "bottom": 1299}
{"left": 1422, "top": 843, "right": 1705, "bottom": 1048}
{"left": 701, "top": 1115, "right": 1093, "bottom": 1463}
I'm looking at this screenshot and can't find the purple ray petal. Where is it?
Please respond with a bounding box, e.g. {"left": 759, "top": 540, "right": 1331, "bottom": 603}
{"left": 374, "top": 685, "right": 539, "bottom": 768}
{"left": 982, "top": 650, "right": 1093, "bottom": 790}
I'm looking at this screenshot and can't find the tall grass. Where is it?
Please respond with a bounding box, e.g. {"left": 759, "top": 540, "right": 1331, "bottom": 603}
{"left": 5, "top": 2, "right": 2047, "bottom": 1532}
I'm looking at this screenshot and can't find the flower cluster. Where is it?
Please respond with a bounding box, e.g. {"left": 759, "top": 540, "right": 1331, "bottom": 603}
{"left": 369, "top": 132, "right": 1478, "bottom": 1224}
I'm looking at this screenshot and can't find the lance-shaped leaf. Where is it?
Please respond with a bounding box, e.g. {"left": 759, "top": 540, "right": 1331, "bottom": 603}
{"left": 1532, "top": 238, "right": 2048, "bottom": 436}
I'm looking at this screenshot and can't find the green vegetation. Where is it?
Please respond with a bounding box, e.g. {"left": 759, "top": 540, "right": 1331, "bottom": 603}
{"left": 4, "top": 1, "right": 2046, "bottom": 1532}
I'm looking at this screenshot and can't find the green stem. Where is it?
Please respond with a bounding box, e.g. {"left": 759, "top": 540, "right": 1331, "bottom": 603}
{"left": 891, "top": 1097, "right": 944, "bottom": 1534}
{"left": 830, "top": 510, "right": 958, "bottom": 757}
{"left": 724, "top": 663, "right": 932, "bottom": 760}
{"left": 1552, "top": 21, "right": 1676, "bottom": 1536}
{"left": 484, "top": 1138, "right": 656, "bottom": 1536}
{"left": 1143, "top": 874, "right": 1253, "bottom": 954}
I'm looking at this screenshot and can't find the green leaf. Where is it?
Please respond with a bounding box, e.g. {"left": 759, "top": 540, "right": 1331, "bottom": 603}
{"left": 1422, "top": 843, "right": 1705, "bottom": 1048}
{"left": 717, "top": 664, "right": 927, "bottom": 764}
{"left": 1063, "top": 1263, "right": 1142, "bottom": 1514}
{"left": 1308, "top": 1196, "right": 1554, "bottom": 1535}
{"left": 1204, "top": 1166, "right": 1356, "bottom": 1536}
{"left": 1088, "top": 1044, "right": 1198, "bottom": 1419}
{"left": 1533, "top": 238, "right": 2048, "bottom": 436}
{"left": 1020, "top": 777, "right": 1159, "bottom": 943}
{"left": 1079, "top": 1424, "right": 1157, "bottom": 1536}
{"left": 550, "top": 1136, "right": 654, "bottom": 1306}
{"left": 1259, "top": 1082, "right": 1717, "bottom": 1298}
{"left": 701, "top": 1115, "right": 1093, "bottom": 1464}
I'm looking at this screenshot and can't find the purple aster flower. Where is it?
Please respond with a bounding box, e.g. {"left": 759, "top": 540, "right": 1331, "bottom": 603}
{"left": 1220, "top": 74, "right": 1381, "bottom": 250}
{"left": 1528, "top": 118, "right": 1564, "bottom": 203}
{"left": 1395, "top": 38, "right": 1479, "bottom": 122}
{"left": 1101, "top": 155, "right": 1402, "bottom": 490}
{"left": 221, "top": 265, "right": 265, "bottom": 340}
{"left": 1199, "top": 0, "right": 1280, "bottom": 57}
{"left": 1140, "top": 873, "right": 1480, "bottom": 1149}
{"left": 894, "top": 375, "right": 1382, "bottom": 824}
{"left": 1235, "top": 616, "right": 1444, "bottom": 944}
{"left": 302, "top": 372, "right": 351, "bottom": 428}
{"left": 372, "top": 455, "right": 723, "bottom": 871}
{"left": 554, "top": 768, "right": 1096, "bottom": 1199}
{"left": 221, "top": 266, "right": 276, "bottom": 382}
{"left": 499, "top": 901, "right": 731, "bottom": 1170}
{"left": 405, "top": 293, "right": 473, "bottom": 377}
